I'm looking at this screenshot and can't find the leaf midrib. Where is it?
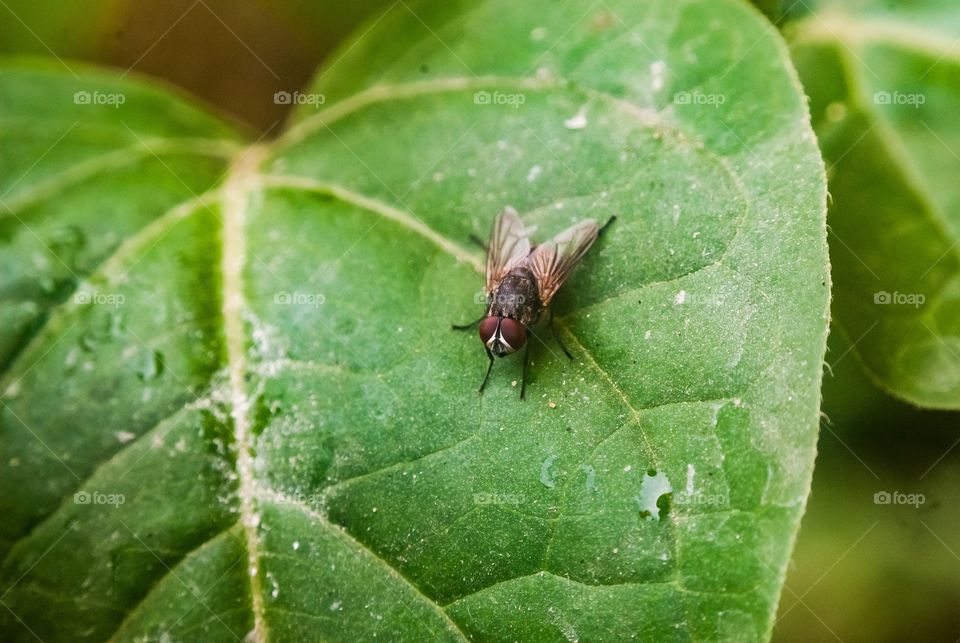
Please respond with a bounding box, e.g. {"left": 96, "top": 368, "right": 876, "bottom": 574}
{"left": 220, "top": 145, "right": 270, "bottom": 641}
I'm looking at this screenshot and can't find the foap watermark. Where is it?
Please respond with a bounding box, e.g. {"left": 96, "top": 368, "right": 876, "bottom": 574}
{"left": 74, "top": 490, "right": 125, "bottom": 507}
{"left": 673, "top": 91, "right": 726, "bottom": 107}
{"left": 473, "top": 491, "right": 521, "bottom": 506}
{"left": 74, "top": 90, "right": 126, "bottom": 107}
{"left": 673, "top": 490, "right": 728, "bottom": 507}
{"left": 274, "top": 291, "right": 326, "bottom": 307}
{"left": 474, "top": 291, "right": 527, "bottom": 306}
{"left": 74, "top": 290, "right": 125, "bottom": 307}
{"left": 873, "top": 90, "right": 926, "bottom": 108}
{"left": 473, "top": 90, "right": 526, "bottom": 108}
{"left": 874, "top": 490, "right": 925, "bottom": 508}
{"left": 874, "top": 291, "right": 925, "bottom": 308}
{"left": 274, "top": 90, "right": 326, "bottom": 107}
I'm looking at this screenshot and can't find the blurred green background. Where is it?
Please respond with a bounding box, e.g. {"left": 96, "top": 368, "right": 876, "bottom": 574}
{"left": 2, "top": 0, "right": 957, "bottom": 640}
{"left": 0, "top": 0, "right": 392, "bottom": 131}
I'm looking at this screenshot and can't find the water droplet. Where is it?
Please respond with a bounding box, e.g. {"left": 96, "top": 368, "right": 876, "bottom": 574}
{"left": 564, "top": 108, "right": 588, "bottom": 130}
{"left": 64, "top": 346, "right": 81, "bottom": 371}
{"left": 650, "top": 60, "right": 667, "bottom": 91}
{"left": 137, "top": 350, "right": 165, "bottom": 381}
{"left": 40, "top": 277, "right": 60, "bottom": 297}
{"left": 79, "top": 330, "right": 101, "bottom": 352}
{"left": 47, "top": 225, "right": 87, "bottom": 268}
{"left": 540, "top": 455, "right": 558, "bottom": 488}
{"left": 825, "top": 101, "right": 847, "bottom": 123}
{"left": 267, "top": 571, "right": 279, "bottom": 599}
{"left": 579, "top": 464, "right": 597, "bottom": 491}
{"left": 4, "top": 379, "right": 21, "bottom": 398}
{"left": 107, "top": 311, "right": 125, "bottom": 339}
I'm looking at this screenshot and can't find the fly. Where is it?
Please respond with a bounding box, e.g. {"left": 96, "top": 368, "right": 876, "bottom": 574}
{"left": 453, "top": 206, "right": 615, "bottom": 399}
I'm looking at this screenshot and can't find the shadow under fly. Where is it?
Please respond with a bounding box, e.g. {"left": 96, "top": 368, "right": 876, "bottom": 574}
{"left": 453, "top": 206, "right": 615, "bottom": 399}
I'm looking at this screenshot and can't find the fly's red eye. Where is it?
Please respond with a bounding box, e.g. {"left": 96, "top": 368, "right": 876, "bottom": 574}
{"left": 498, "top": 318, "right": 526, "bottom": 350}
{"left": 478, "top": 316, "right": 500, "bottom": 345}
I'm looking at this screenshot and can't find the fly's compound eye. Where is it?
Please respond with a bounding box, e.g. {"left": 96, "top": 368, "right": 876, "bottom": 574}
{"left": 497, "top": 318, "right": 526, "bottom": 352}
{"left": 478, "top": 316, "right": 500, "bottom": 347}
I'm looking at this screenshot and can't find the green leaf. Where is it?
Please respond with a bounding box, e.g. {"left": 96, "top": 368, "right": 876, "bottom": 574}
{"left": 788, "top": 2, "right": 960, "bottom": 408}
{"left": 0, "top": 0, "right": 828, "bottom": 640}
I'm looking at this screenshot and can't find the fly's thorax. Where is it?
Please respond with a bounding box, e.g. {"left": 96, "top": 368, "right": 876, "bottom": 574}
{"left": 486, "top": 267, "right": 542, "bottom": 326}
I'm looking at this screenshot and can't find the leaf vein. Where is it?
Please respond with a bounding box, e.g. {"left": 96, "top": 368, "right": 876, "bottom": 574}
{"left": 0, "top": 138, "right": 238, "bottom": 218}
{"left": 258, "top": 490, "right": 470, "bottom": 641}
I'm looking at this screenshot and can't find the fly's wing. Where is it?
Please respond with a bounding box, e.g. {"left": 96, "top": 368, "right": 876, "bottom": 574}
{"left": 525, "top": 219, "right": 600, "bottom": 307}
{"left": 485, "top": 206, "right": 532, "bottom": 293}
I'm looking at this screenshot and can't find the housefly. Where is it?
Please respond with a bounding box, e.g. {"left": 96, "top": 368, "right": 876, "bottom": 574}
{"left": 453, "top": 206, "right": 614, "bottom": 399}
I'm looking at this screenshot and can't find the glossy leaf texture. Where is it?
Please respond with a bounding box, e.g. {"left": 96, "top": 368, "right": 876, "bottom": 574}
{"left": 0, "top": 0, "right": 829, "bottom": 640}
{"left": 789, "top": 0, "right": 960, "bottom": 408}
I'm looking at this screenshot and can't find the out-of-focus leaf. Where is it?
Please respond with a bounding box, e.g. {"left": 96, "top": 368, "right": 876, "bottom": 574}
{"left": 789, "top": 3, "right": 960, "bottom": 408}
{"left": 0, "top": 0, "right": 122, "bottom": 58}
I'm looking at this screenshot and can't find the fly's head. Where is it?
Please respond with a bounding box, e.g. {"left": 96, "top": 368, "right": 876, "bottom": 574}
{"left": 478, "top": 315, "right": 526, "bottom": 357}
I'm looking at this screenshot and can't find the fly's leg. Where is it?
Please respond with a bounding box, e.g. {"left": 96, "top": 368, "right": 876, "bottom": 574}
{"left": 451, "top": 316, "right": 484, "bottom": 331}
{"left": 457, "top": 316, "right": 492, "bottom": 396}
{"left": 600, "top": 215, "right": 617, "bottom": 235}
{"left": 520, "top": 341, "right": 530, "bottom": 400}
{"left": 546, "top": 309, "right": 573, "bottom": 361}
{"left": 478, "top": 348, "right": 495, "bottom": 395}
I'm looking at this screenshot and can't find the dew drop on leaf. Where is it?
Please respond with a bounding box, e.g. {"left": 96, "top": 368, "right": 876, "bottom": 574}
{"left": 563, "top": 109, "right": 588, "bottom": 130}
{"left": 136, "top": 350, "right": 165, "bottom": 382}
{"left": 540, "top": 455, "right": 558, "bottom": 488}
